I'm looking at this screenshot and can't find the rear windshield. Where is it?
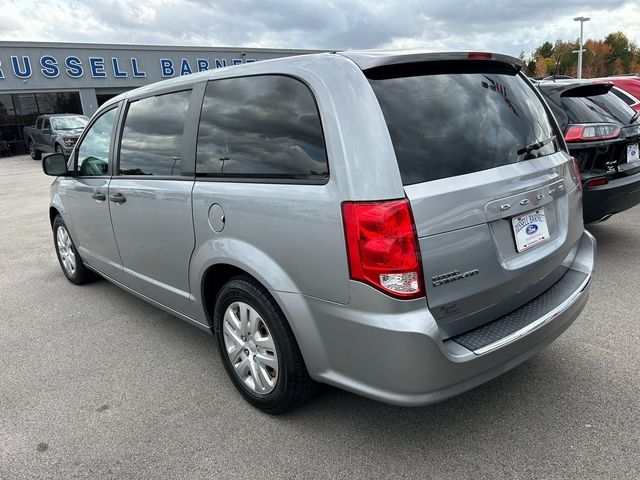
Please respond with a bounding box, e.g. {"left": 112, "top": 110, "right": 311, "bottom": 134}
{"left": 560, "top": 92, "right": 635, "bottom": 125}
{"left": 369, "top": 67, "right": 558, "bottom": 185}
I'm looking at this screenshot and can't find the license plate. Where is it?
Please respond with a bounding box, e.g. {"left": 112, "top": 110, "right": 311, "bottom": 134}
{"left": 511, "top": 208, "right": 550, "bottom": 253}
{"left": 627, "top": 143, "right": 639, "bottom": 163}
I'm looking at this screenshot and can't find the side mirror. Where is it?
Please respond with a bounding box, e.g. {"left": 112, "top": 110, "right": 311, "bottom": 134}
{"left": 42, "top": 128, "right": 52, "bottom": 134}
{"left": 42, "top": 153, "right": 69, "bottom": 176}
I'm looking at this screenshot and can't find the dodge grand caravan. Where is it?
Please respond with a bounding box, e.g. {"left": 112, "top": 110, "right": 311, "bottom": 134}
{"left": 43, "top": 50, "right": 596, "bottom": 413}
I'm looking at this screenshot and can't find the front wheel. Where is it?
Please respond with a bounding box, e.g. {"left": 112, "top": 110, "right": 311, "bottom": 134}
{"left": 55, "top": 144, "right": 64, "bottom": 155}
{"left": 29, "top": 141, "right": 41, "bottom": 160}
{"left": 52, "top": 216, "right": 94, "bottom": 284}
{"left": 214, "top": 276, "right": 316, "bottom": 414}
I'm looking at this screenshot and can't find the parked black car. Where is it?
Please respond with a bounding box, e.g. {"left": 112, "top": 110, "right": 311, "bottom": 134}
{"left": 537, "top": 80, "right": 640, "bottom": 223}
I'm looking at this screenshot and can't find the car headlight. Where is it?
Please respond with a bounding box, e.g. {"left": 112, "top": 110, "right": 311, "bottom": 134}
{"left": 63, "top": 138, "right": 76, "bottom": 146}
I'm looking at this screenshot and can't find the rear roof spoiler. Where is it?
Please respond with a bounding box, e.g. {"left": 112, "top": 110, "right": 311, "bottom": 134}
{"left": 537, "top": 81, "right": 614, "bottom": 102}
{"left": 338, "top": 50, "right": 523, "bottom": 73}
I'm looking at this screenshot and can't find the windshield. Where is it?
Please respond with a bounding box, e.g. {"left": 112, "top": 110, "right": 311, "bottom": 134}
{"left": 51, "top": 116, "right": 89, "bottom": 130}
{"left": 369, "top": 68, "right": 558, "bottom": 185}
{"left": 560, "top": 92, "right": 636, "bottom": 125}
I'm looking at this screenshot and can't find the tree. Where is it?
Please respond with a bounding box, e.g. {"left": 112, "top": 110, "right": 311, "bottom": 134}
{"left": 526, "top": 31, "right": 640, "bottom": 78}
{"left": 533, "top": 56, "right": 549, "bottom": 77}
{"left": 552, "top": 39, "right": 578, "bottom": 77}
{"left": 525, "top": 58, "right": 536, "bottom": 76}
{"left": 604, "top": 32, "right": 635, "bottom": 72}
{"left": 535, "top": 41, "right": 554, "bottom": 59}
{"left": 583, "top": 40, "right": 612, "bottom": 78}
{"left": 611, "top": 58, "right": 625, "bottom": 75}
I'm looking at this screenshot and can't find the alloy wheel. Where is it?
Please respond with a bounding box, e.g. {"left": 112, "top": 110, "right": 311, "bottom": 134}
{"left": 222, "top": 301, "right": 279, "bottom": 394}
{"left": 56, "top": 226, "right": 76, "bottom": 277}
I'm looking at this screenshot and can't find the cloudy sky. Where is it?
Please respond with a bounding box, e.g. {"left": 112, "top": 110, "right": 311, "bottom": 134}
{"left": 1, "top": 0, "right": 638, "bottom": 58}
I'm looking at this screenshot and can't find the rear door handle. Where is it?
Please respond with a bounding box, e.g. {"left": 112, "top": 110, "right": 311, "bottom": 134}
{"left": 109, "top": 193, "right": 126, "bottom": 204}
{"left": 91, "top": 192, "right": 106, "bottom": 201}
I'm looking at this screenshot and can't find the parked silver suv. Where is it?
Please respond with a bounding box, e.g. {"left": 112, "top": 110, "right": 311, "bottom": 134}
{"left": 43, "top": 50, "right": 596, "bottom": 413}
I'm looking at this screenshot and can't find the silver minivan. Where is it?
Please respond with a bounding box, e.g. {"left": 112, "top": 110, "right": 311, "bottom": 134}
{"left": 43, "top": 50, "right": 596, "bottom": 413}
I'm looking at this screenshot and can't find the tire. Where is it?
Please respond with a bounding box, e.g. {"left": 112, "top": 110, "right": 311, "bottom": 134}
{"left": 29, "top": 140, "right": 41, "bottom": 160}
{"left": 52, "top": 215, "right": 94, "bottom": 285}
{"left": 214, "top": 275, "right": 316, "bottom": 414}
{"left": 55, "top": 144, "right": 63, "bottom": 155}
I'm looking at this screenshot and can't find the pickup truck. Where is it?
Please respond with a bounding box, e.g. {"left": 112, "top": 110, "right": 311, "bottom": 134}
{"left": 24, "top": 114, "right": 89, "bottom": 160}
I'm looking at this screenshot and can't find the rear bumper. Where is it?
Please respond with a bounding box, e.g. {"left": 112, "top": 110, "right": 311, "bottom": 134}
{"left": 583, "top": 171, "right": 640, "bottom": 223}
{"left": 276, "top": 231, "right": 596, "bottom": 406}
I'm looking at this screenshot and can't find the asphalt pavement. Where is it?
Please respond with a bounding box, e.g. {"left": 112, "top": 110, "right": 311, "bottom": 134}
{"left": 1, "top": 155, "right": 639, "bottom": 479}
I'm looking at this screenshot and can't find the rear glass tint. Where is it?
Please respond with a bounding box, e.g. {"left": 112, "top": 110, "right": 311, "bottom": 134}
{"left": 369, "top": 68, "right": 558, "bottom": 185}
{"left": 196, "top": 75, "right": 328, "bottom": 180}
{"left": 560, "top": 92, "right": 635, "bottom": 125}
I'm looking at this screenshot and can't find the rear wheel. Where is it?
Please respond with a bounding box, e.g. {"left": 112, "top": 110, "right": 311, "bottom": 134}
{"left": 29, "top": 140, "right": 41, "bottom": 160}
{"left": 52, "top": 216, "right": 94, "bottom": 285}
{"left": 214, "top": 276, "right": 316, "bottom": 414}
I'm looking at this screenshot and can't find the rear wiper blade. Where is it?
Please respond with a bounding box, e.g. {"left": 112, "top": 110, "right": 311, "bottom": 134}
{"left": 517, "top": 135, "right": 556, "bottom": 156}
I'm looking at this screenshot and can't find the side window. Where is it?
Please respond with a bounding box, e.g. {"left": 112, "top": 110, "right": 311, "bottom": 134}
{"left": 43, "top": 118, "right": 51, "bottom": 130}
{"left": 118, "top": 90, "right": 191, "bottom": 176}
{"left": 196, "top": 75, "right": 328, "bottom": 179}
{"left": 36, "top": 117, "right": 43, "bottom": 129}
{"left": 76, "top": 108, "right": 117, "bottom": 177}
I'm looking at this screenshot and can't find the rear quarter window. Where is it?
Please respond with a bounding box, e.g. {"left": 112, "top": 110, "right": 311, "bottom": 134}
{"left": 611, "top": 87, "right": 636, "bottom": 106}
{"left": 196, "top": 75, "right": 328, "bottom": 181}
{"left": 369, "top": 66, "right": 558, "bottom": 185}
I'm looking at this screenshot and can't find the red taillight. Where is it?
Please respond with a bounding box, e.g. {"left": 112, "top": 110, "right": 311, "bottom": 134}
{"left": 569, "top": 155, "right": 583, "bottom": 192}
{"left": 468, "top": 52, "right": 493, "bottom": 60}
{"left": 586, "top": 177, "right": 609, "bottom": 188}
{"left": 342, "top": 199, "right": 424, "bottom": 299}
{"left": 565, "top": 123, "right": 621, "bottom": 142}
{"left": 564, "top": 126, "right": 584, "bottom": 142}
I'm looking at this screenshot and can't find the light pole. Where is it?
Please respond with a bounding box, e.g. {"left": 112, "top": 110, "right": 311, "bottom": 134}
{"left": 574, "top": 16, "right": 590, "bottom": 79}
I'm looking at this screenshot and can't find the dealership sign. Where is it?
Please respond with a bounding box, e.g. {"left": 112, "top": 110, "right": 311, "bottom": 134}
{"left": 0, "top": 44, "right": 317, "bottom": 94}
{"left": 0, "top": 54, "right": 257, "bottom": 80}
